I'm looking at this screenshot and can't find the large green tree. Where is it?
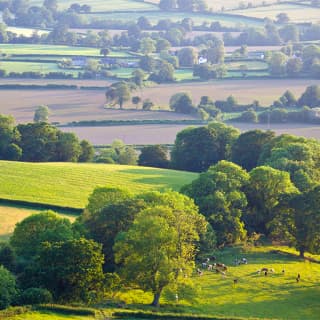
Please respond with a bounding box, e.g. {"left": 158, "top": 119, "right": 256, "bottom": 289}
{"left": 182, "top": 160, "right": 249, "bottom": 245}
{"left": 10, "top": 211, "right": 75, "bottom": 261}
{"left": 114, "top": 192, "right": 206, "bottom": 307}
{"left": 244, "top": 166, "right": 298, "bottom": 234}
{"left": 171, "top": 122, "right": 239, "bottom": 172}
{"left": 231, "top": 130, "right": 276, "bottom": 171}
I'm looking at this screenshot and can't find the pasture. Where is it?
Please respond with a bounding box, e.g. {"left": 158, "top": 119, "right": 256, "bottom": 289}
{"left": 0, "top": 161, "right": 197, "bottom": 209}
{"left": 0, "top": 44, "right": 103, "bottom": 56}
{"left": 85, "top": 11, "right": 264, "bottom": 28}
{"left": 234, "top": 3, "right": 320, "bottom": 23}
{"left": 6, "top": 27, "right": 49, "bottom": 36}
{"left": 0, "top": 204, "right": 76, "bottom": 241}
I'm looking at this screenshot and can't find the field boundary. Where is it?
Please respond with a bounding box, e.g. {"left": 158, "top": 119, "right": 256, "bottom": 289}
{"left": 0, "top": 198, "right": 82, "bottom": 214}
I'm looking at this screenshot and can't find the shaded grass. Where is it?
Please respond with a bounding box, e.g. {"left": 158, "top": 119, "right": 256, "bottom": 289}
{"left": 0, "top": 161, "right": 197, "bottom": 209}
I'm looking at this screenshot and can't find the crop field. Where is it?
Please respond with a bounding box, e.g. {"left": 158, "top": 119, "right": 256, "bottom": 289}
{"left": 234, "top": 4, "right": 320, "bottom": 23}
{"left": 62, "top": 122, "right": 320, "bottom": 145}
{"left": 0, "top": 79, "right": 316, "bottom": 123}
{"left": 85, "top": 11, "right": 264, "bottom": 28}
{"left": 0, "top": 162, "right": 197, "bottom": 209}
{"left": 0, "top": 205, "right": 76, "bottom": 241}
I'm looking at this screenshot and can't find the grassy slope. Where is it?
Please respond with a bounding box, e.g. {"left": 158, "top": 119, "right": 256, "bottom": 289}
{"left": 0, "top": 161, "right": 196, "bottom": 209}
{"left": 8, "top": 312, "right": 95, "bottom": 320}
{"left": 115, "top": 245, "right": 320, "bottom": 320}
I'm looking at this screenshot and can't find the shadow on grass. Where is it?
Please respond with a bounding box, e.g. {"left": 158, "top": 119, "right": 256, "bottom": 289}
{"left": 119, "top": 168, "right": 192, "bottom": 190}
{"left": 194, "top": 286, "right": 320, "bottom": 320}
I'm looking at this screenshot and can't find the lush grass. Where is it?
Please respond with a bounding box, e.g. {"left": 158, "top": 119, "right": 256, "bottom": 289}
{"left": 0, "top": 204, "right": 76, "bottom": 241}
{"left": 0, "top": 44, "right": 134, "bottom": 57}
{"left": 0, "top": 161, "right": 197, "bottom": 209}
{"left": 7, "top": 311, "right": 95, "bottom": 320}
{"left": 115, "top": 245, "right": 320, "bottom": 320}
{"left": 233, "top": 4, "right": 320, "bottom": 23}
{"left": 174, "top": 69, "right": 197, "bottom": 81}
{"left": 0, "top": 61, "right": 75, "bottom": 75}
{"left": 85, "top": 11, "right": 264, "bottom": 28}
{"left": 226, "top": 61, "right": 268, "bottom": 71}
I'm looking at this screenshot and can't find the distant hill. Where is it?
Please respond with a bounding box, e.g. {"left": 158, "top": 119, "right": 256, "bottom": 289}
{"left": 0, "top": 161, "right": 197, "bottom": 209}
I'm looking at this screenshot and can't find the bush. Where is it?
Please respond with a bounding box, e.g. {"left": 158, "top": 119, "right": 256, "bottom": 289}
{"left": 18, "top": 288, "right": 52, "bottom": 305}
{"left": 0, "top": 266, "right": 17, "bottom": 310}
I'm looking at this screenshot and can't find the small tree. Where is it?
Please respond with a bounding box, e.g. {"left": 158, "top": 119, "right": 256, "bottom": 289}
{"left": 138, "top": 145, "right": 169, "bottom": 168}
{"left": 132, "top": 96, "right": 141, "bottom": 108}
{"left": 34, "top": 105, "right": 50, "bottom": 123}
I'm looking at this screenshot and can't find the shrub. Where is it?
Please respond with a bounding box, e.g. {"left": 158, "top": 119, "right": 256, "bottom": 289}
{"left": 18, "top": 288, "right": 52, "bottom": 305}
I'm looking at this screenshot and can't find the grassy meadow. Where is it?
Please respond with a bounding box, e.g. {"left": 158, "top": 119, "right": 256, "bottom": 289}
{"left": 0, "top": 161, "right": 197, "bottom": 209}
{"left": 3, "top": 245, "right": 320, "bottom": 320}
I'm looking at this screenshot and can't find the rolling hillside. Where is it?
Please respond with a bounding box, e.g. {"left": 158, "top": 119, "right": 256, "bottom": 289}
{"left": 0, "top": 161, "right": 197, "bottom": 209}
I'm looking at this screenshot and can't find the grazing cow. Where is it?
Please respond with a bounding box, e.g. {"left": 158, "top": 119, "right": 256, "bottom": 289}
{"left": 241, "top": 258, "right": 248, "bottom": 264}
{"left": 264, "top": 271, "right": 268, "bottom": 276}
{"left": 202, "top": 262, "right": 207, "bottom": 269}
{"left": 269, "top": 268, "right": 275, "bottom": 273}
{"left": 207, "top": 264, "right": 213, "bottom": 271}
{"left": 282, "top": 269, "right": 285, "bottom": 274}
{"left": 211, "top": 256, "right": 216, "bottom": 261}
{"left": 206, "top": 258, "right": 210, "bottom": 263}
{"left": 233, "top": 279, "right": 238, "bottom": 285}
{"left": 197, "top": 268, "right": 203, "bottom": 276}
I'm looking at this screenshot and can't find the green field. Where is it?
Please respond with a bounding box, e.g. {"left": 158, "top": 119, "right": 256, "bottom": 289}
{"left": 6, "top": 311, "right": 95, "bottom": 320}
{"left": 234, "top": 4, "right": 320, "bottom": 23}
{"left": 7, "top": 27, "right": 50, "bottom": 36}
{"left": 85, "top": 11, "right": 264, "bottom": 28}
{"left": 0, "top": 45, "right": 135, "bottom": 57}
{"left": 0, "top": 61, "right": 77, "bottom": 75}
{"left": 0, "top": 161, "right": 197, "bottom": 209}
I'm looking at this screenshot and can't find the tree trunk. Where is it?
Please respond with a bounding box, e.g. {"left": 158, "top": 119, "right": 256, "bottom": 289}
{"left": 151, "top": 292, "right": 161, "bottom": 307}
{"left": 299, "top": 248, "right": 305, "bottom": 258}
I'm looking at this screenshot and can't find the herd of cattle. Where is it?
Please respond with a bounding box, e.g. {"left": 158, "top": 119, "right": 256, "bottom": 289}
{"left": 196, "top": 256, "right": 300, "bottom": 283}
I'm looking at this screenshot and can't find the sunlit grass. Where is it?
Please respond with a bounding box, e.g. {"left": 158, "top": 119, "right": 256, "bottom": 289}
{"left": 0, "top": 161, "right": 197, "bottom": 209}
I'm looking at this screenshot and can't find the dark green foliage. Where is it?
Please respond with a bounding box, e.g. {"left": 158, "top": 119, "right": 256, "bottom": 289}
{"left": 231, "top": 130, "right": 275, "bottom": 171}
{"left": 0, "top": 243, "right": 16, "bottom": 272}
{"left": 18, "top": 288, "right": 52, "bottom": 305}
{"left": 79, "top": 140, "right": 94, "bottom": 162}
{"left": 170, "top": 92, "right": 195, "bottom": 114}
{"left": 182, "top": 161, "right": 249, "bottom": 245}
{"left": 298, "top": 85, "right": 320, "bottom": 107}
{"left": 38, "top": 238, "right": 104, "bottom": 303}
{"left": 83, "top": 195, "right": 147, "bottom": 271}
{"left": 171, "top": 123, "right": 239, "bottom": 172}
{"left": 0, "top": 266, "right": 17, "bottom": 310}
{"left": 138, "top": 145, "right": 170, "bottom": 168}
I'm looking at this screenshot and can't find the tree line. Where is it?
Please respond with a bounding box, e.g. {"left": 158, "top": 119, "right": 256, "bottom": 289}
{"left": 0, "top": 114, "right": 94, "bottom": 162}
